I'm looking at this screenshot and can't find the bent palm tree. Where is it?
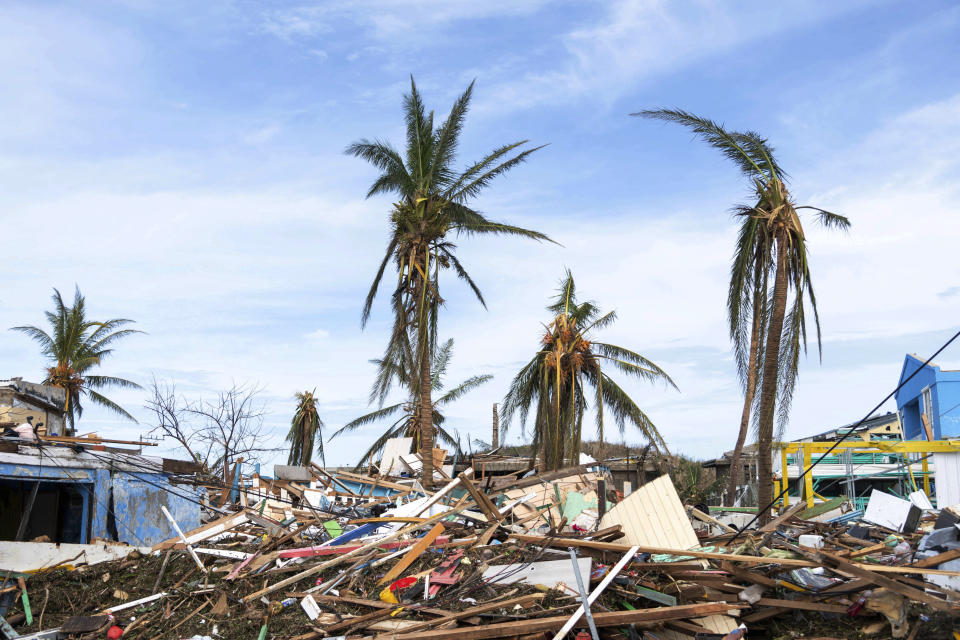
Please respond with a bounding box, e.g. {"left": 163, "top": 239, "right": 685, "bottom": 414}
{"left": 501, "top": 271, "right": 677, "bottom": 471}
{"left": 346, "top": 76, "right": 551, "bottom": 487}
{"left": 636, "top": 109, "right": 850, "bottom": 516}
{"left": 11, "top": 287, "right": 142, "bottom": 434}
{"left": 332, "top": 339, "right": 491, "bottom": 470}
{"left": 286, "top": 389, "right": 325, "bottom": 467}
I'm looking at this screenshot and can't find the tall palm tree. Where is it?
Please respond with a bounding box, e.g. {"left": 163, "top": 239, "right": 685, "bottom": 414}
{"left": 286, "top": 389, "right": 325, "bottom": 467}
{"left": 501, "top": 271, "right": 677, "bottom": 471}
{"left": 11, "top": 287, "right": 142, "bottom": 434}
{"left": 346, "top": 76, "right": 552, "bottom": 487}
{"left": 331, "top": 338, "right": 491, "bottom": 471}
{"left": 635, "top": 109, "right": 850, "bottom": 517}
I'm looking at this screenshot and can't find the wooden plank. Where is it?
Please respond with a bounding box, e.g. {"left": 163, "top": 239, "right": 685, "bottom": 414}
{"left": 509, "top": 535, "right": 814, "bottom": 567}
{"left": 809, "top": 550, "right": 954, "bottom": 611}
{"left": 912, "top": 548, "right": 960, "bottom": 569}
{"left": 689, "top": 507, "right": 736, "bottom": 533}
{"left": 758, "top": 502, "right": 805, "bottom": 532}
{"left": 378, "top": 594, "right": 545, "bottom": 637}
{"left": 372, "top": 604, "right": 739, "bottom": 640}
{"left": 152, "top": 510, "right": 250, "bottom": 551}
{"left": 754, "top": 598, "right": 848, "bottom": 613}
{"left": 378, "top": 523, "right": 445, "bottom": 585}
{"left": 458, "top": 473, "right": 501, "bottom": 522}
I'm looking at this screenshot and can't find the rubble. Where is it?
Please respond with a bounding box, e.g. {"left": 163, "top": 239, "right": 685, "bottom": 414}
{"left": 3, "top": 451, "right": 960, "bottom": 640}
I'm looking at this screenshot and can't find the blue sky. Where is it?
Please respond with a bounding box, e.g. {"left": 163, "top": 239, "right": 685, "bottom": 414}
{"left": 2, "top": 0, "right": 960, "bottom": 469}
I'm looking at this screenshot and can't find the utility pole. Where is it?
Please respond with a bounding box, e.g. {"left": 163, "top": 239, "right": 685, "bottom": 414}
{"left": 492, "top": 403, "right": 499, "bottom": 449}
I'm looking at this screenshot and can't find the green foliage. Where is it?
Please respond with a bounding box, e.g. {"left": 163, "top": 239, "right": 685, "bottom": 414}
{"left": 501, "top": 270, "right": 677, "bottom": 470}
{"left": 286, "top": 389, "right": 325, "bottom": 467}
{"left": 331, "top": 338, "right": 492, "bottom": 468}
{"left": 11, "top": 287, "right": 142, "bottom": 433}
{"left": 666, "top": 455, "right": 723, "bottom": 506}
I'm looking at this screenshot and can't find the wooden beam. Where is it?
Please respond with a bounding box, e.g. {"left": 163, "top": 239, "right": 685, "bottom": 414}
{"left": 458, "top": 473, "right": 501, "bottom": 522}
{"left": 912, "top": 548, "right": 960, "bottom": 569}
{"left": 809, "top": 550, "right": 954, "bottom": 611}
{"left": 378, "top": 523, "right": 445, "bottom": 585}
{"left": 378, "top": 594, "right": 545, "bottom": 637}
{"left": 367, "top": 603, "right": 739, "bottom": 640}
{"left": 754, "top": 598, "right": 848, "bottom": 613}
{"left": 509, "top": 534, "right": 814, "bottom": 567}
{"left": 758, "top": 502, "right": 805, "bottom": 532}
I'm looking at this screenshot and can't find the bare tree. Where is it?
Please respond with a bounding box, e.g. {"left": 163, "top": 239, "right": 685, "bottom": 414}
{"left": 145, "top": 377, "right": 202, "bottom": 465}
{"left": 146, "top": 379, "right": 282, "bottom": 483}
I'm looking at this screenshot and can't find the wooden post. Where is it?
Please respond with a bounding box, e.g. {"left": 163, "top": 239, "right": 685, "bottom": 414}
{"left": 492, "top": 404, "right": 499, "bottom": 449}
{"left": 597, "top": 479, "right": 607, "bottom": 527}
{"left": 802, "top": 447, "right": 814, "bottom": 509}
{"left": 922, "top": 454, "right": 931, "bottom": 497}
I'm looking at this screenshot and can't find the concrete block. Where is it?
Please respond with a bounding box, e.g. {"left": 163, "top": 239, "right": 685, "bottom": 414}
{"left": 862, "top": 490, "right": 921, "bottom": 533}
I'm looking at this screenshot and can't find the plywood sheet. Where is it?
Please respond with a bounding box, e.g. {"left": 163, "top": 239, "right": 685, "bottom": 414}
{"left": 598, "top": 474, "right": 698, "bottom": 549}
{"left": 482, "top": 557, "right": 591, "bottom": 589}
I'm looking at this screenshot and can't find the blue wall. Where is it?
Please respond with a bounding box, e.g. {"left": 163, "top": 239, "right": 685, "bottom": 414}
{"left": 0, "top": 460, "right": 202, "bottom": 545}
{"left": 895, "top": 354, "right": 960, "bottom": 439}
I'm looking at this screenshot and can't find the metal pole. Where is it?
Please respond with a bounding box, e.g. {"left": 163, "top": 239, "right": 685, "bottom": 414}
{"left": 568, "top": 548, "right": 599, "bottom": 640}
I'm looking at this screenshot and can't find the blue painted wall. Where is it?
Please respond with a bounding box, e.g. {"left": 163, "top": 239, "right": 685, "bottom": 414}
{"left": 895, "top": 354, "right": 960, "bottom": 439}
{"left": 0, "top": 460, "right": 202, "bottom": 545}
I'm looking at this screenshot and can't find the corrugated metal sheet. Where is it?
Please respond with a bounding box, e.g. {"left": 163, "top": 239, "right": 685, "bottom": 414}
{"left": 934, "top": 451, "right": 960, "bottom": 507}
{"left": 598, "top": 474, "right": 698, "bottom": 549}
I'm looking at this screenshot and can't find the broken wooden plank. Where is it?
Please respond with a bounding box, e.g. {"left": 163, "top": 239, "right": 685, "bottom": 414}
{"left": 912, "top": 548, "right": 960, "bottom": 569}
{"left": 809, "top": 550, "right": 954, "bottom": 611}
{"left": 458, "top": 472, "right": 502, "bottom": 522}
{"left": 371, "top": 603, "right": 739, "bottom": 640}
{"left": 378, "top": 523, "right": 446, "bottom": 585}
{"left": 753, "top": 598, "right": 848, "bottom": 613}
{"left": 380, "top": 593, "right": 545, "bottom": 636}
{"left": 242, "top": 501, "right": 473, "bottom": 603}
{"left": 509, "top": 534, "right": 814, "bottom": 566}
{"left": 758, "top": 502, "right": 805, "bottom": 532}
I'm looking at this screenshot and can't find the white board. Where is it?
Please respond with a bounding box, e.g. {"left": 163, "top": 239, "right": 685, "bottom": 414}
{"left": 482, "top": 557, "right": 592, "bottom": 590}
{"left": 380, "top": 437, "right": 413, "bottom": 476}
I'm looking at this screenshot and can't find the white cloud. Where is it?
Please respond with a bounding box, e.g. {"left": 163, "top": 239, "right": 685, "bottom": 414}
{"left": 478, "top": 0, "right": 875, "bottom": 113}
{"left": 306, "top": 328, "right": 330, "bottom": 340}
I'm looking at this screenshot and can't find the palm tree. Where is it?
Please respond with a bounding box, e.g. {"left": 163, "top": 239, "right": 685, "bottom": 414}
{"left": 331, "top": 338, "right": 492, "bottom": 471}
{"left": 286, "top": 389, "right": 325, "bottom": 467}
{"left": 11, "top": 287, "right": 142, "bottom": 434}
{"left": 501, "top": 271, "right": 677, "bottom": 471}
{"left": 346, "top": 76, "right": 552, "bottom": 487}
{"left": 635, "top": 109, "right": 850, "bottom": 517}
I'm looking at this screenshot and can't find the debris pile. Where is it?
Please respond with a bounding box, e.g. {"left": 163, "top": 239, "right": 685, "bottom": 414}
{"left": 3, "top": 456, "right": 960, "bottom": 640}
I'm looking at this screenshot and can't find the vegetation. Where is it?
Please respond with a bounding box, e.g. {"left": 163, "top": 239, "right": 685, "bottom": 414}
{"left": 332, "top": 338, "right": 491, "bottom": 470}
{"left": 346, "top": 76, "right": 551, "bottom": 486}
{"left": 636, "top": 109, "right": 849, "bottom": 519}
{"left": 501, "top": 270, "right": 677, "bottom": 471}
{"left": 12, "top": 287, "right": 142, "bottom": 434}
{"left": 286, "top": 389, "right": 325, "bottom": 467}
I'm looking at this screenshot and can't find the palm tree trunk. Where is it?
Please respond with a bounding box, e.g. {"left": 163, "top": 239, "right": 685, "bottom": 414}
{"left": 725, "top": 303, "right": 762, "bottom": 505}
{"left": 416, "top": 274, "right": 435, "bottom": 490}
{"left": 755, "top": 235, "right": 789, "bottom": 523}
